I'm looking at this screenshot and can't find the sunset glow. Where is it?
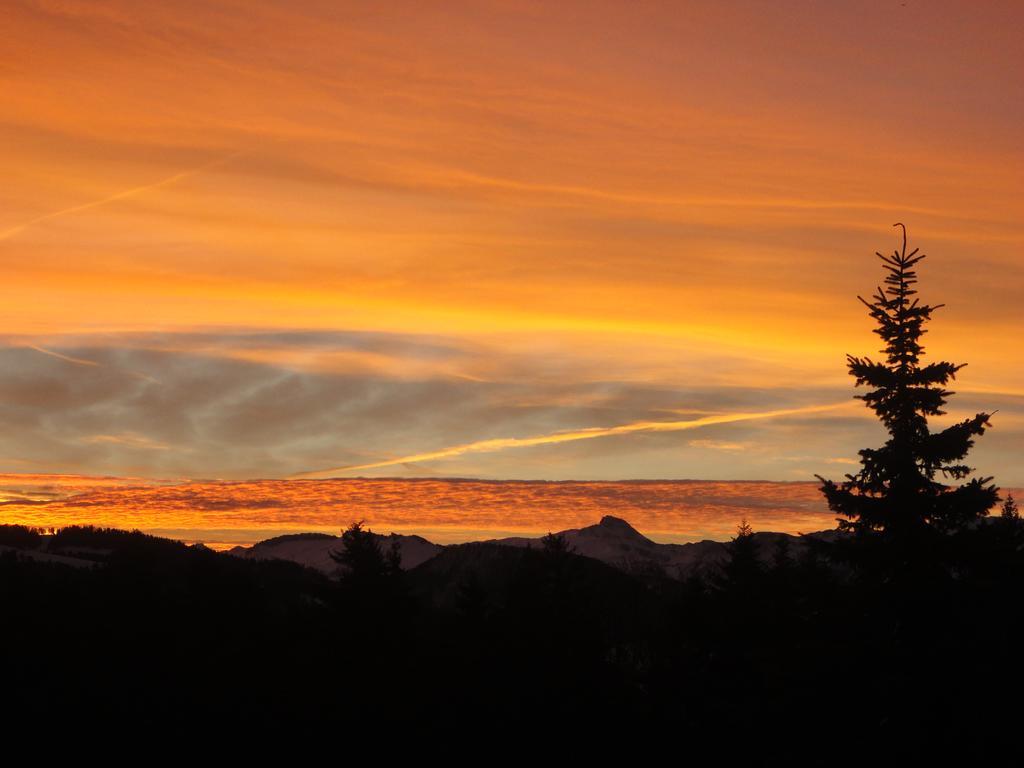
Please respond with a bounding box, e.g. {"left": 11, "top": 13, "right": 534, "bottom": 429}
{"left": 2, "top": 1, "right": 1021, "bottom": 542}
{"left": 0, "top": 474, "right": 878, "bottom": 547}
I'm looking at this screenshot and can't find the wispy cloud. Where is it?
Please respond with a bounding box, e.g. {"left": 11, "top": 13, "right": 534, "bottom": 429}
{"left": 1, "top": 1, "right": 1021, "bottom": 484}
{"left": 25, "top": 344, "right": 159, "bottom": 384}
{"left": 0, "top": 152, "right": 240, "bottom": 242}
{"left": 295, "top": 401, "right": 854, "bottom": 478}
{"left": 26, "top": 345, "right": 101, "bottom": 367}
{"left": 689, "top": 439, "right": 753, "bottom": 452}
{"left": 440, "top": 168, "right": 946, "bottom": 217}
{"left": 80, "top": 433, "right": 172, "bottom": 451}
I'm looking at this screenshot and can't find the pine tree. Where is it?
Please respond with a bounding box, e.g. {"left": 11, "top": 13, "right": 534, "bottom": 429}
{"left": 329, "top": 520, "right": 401, "bottom": 585}
{"left": 817, "top": 224, "right": 999, "bottom": 550}
{"left": 1000, "top": 494, "right": 1019, "bottom": 522}
{"left": 540, "top": 530, "right": 576, "bottom": 556}
{"left": 996, "top": 494, "right": 1023, "bottom": 549}
{"left": 718, "top": 518, "right": 762, "bottom": 593}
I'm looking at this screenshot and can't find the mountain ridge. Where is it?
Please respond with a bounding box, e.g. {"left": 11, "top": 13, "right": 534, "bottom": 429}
{"left": 226, "top": 516, "right": 832, "bottom": 578}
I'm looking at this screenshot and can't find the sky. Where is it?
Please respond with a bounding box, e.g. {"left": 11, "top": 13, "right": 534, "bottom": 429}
{"left": 1, "top": 0, "right": 1022, "bottom": 489}
{"left": 0, "top": 474, "right": 845, "bottom": 546}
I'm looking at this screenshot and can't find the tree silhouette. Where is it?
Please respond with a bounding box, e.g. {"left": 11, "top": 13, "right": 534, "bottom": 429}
{"left": 329, "top": 520, "right": 401, "bottom": 585}
{"left": 717, "top": 518, "right": 762, "bottom": 594}
{"left": 1000, "top": 494, "right": 1019, "bottom": 522}
{"left": 328, "top": 521, "right": 409, "bottom": 662}
{"left": 996, "top": 494, "right": 1024, "bottom": 550}
{"left": 818, "top": 224, "right": 999, "bottom": 552}
{"left": 540, "top": 530, "right": 576, "bottom": 556}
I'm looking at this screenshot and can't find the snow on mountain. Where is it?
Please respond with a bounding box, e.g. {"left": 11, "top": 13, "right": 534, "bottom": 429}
{"left": 226, "top": 531, "right": 442, "bottom": 574}
{"left": 227, "top": 517, "right": 828, "bottom": 579}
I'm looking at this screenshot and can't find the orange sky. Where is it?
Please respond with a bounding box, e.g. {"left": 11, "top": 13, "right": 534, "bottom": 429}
{"left": 0, "top": 474, "right": 906, "bottom": 547}
{"left": 0, "top": 1, "right": 1021, "bottom": 494}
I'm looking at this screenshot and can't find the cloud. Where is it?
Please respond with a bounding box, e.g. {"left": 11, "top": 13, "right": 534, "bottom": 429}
{"left": 0, "top": 474, "right": 843, "bottom": 543}
{"left": 689, "top": 439, "right": 752, "bottom": 452}
{"left": 80, "top": 433, "right": 172, "bottom": 451}
{"left": 0, "top": 152, "right": 241, "bottom": 242}
{"left": 1, "top": 329, "right": 1019, "bottom": 483}
{"left": 0, "top": 1, "right": 1021, "bottom": 483}
{"left": 8, "top": 472, "right": 1019, "bottom": 546}
{"left": 295, "top": 401, "right": 855, "bottom": 478}
{"left": 25, "top": 343, "right": 159, "bottom": 384}
{"left": 26, "top": 345, "right": 100, "bottom": 367}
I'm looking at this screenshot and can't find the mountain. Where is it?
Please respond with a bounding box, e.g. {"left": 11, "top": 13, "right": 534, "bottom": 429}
{"left": 224, "top": 516, "right": 833, "bottom": 578}
{"left": 487, "top": 515, "right": 801, "bottom": 578}
{"left": 406, "top": 541, "right": 654, "bottom": 619}
{"left": 226, "top": 530, "right": 442, "bottom": 574}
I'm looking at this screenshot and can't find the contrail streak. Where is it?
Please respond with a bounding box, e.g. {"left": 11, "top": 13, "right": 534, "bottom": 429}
{"left": 0, "top": 152, "right": 241, "bottom": 242}
{"left": 26, "top": 344, "right": 159, "bottom": 384}
{"left": 26, "top": 345, "right": 100, "bottom": 367}
{"left": 293, "top": 401, "right": 855, "bottom": 478}
{"left": 445, "top": 170, "right": 946, "bottom": 217}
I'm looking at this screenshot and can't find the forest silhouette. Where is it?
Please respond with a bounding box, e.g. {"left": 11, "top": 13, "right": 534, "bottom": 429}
{"left": 1, "top": 230, "right": 1021, "bottom": 757}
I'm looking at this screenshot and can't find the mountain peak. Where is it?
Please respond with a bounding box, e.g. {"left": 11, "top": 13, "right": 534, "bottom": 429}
{"left": 597, "top": 516, "right": 646, "bottom": 538}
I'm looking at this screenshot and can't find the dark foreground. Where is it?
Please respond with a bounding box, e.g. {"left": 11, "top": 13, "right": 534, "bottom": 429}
{"left": 2, "top": 522, "right": 1023, "bottom": 759}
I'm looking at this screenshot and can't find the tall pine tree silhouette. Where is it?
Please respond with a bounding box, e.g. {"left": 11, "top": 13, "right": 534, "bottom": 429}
{"left": 818, "top": 224, "right": 999, "bottom": 551}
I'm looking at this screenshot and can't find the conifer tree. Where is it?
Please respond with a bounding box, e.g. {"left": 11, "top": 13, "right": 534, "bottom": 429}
{"left": 996, "top": 494, "right": 1023, "bottom": 549}
{"left": 718, "top": 519, "right": 762, "bottom": 593}
{"left": 540, "top": 530, "right": 576, "bottom": 556}
{"left": 1000, "top": 494, "right": 1019, "bottom": 522}
{"left": 817, "top": 224, "right": 999, "bottom": 548}
{"left": 329, "top": 520, "right": 401, "bottom": 585}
